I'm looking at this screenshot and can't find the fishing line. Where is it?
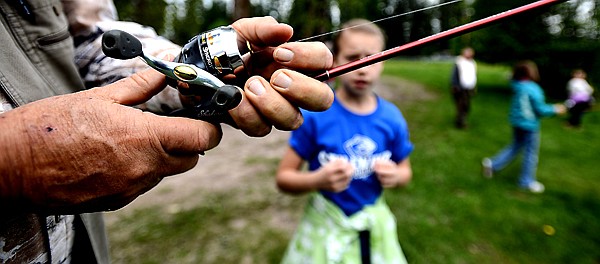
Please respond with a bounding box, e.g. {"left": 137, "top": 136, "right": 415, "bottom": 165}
{"left": 296, "top": 0, "right": 463, "bottom": 42}
{"left": 313, "top": 0, "right": 568, "bottom": 81}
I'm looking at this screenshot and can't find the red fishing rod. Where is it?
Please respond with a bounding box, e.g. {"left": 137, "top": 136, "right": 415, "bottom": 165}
{"left": 314, "top": 0, "right": 568, "bottom": 82}
{"left": 102, "top": 0, "right": 568, "bottom": 122}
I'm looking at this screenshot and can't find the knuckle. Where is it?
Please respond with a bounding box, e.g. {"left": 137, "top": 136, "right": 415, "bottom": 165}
{"left": 275, "top": 111, "right": 303, "bottom": 131}
{"left": 262, "top": 16, "right": 278, "bottom": 23}
{"left": 242, "top": 124, "right": 272, "bottom": 137}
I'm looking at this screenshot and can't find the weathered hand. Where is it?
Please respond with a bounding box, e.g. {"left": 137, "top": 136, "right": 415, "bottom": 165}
{"left": 0, "top": 69, "right": 221, "bottom": 213}
{"left": 229, "top": 17, "right": 334, "bottom": 136}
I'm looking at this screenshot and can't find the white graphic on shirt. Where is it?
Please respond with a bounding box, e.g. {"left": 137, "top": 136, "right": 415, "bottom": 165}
{"left": 318, "top": 134, "right": 392, "bottom": 180}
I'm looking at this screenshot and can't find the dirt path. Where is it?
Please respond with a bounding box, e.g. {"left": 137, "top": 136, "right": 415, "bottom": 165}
{"left": 104, "top": 75, "right": 433, "bottom": 225}
{"left": 103, "top": 124, "right": 291, "bottom": 224}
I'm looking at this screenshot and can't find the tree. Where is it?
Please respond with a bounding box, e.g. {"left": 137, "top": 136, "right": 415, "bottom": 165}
{"left": 114, "top": 0, "right": 168, "bottom": 33}
{"left": 470, "top": 0, "right": 600, "bottom": 98}
{"left": 170, "top": 0, "right": 206, "bottom": 44}
{"left": 379, "top": 0, "right": 433, "bottom": 55}
{"left": 234, "top": 0, "right": 251, "bottom": 20}
{"left": 287, "top": 0, "right": 333, "bottom": 41}
{"left": 250, "top": 0, "right": 282, "bottom": 18}
{"left": 470, "top": 0, "right": 553, "bottom": 63}
{"left": 336, "top": 0, "right": 387, "bottom": 24}
{"left": 203, "top": 1, "right": 232, "bottom": 29}
{"left": 438, "top": 0, "right": 470, "bottom": 54}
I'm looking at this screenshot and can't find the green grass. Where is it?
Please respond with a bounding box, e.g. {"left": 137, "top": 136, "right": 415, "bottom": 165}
{"left": 108, "top": 60, "right": 600, "bottom": 263}
{"left": 383, "top": 59, "right": 600, "bottom": 263}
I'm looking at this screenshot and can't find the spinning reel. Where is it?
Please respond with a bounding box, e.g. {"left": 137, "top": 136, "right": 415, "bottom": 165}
{"left": 101, "top": 26, "right": 245, "bottom": 124}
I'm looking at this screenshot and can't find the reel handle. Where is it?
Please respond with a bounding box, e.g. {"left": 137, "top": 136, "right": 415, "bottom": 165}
{"left": 102, "top": 30, "right": 143, "bottom": 60}
{"left": 101, "top": 29, "right": 245, "bottom": 124}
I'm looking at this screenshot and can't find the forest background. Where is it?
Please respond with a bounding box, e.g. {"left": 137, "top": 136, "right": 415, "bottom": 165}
{"left": 113, "top": 0, "right": 600, "bottom": 99}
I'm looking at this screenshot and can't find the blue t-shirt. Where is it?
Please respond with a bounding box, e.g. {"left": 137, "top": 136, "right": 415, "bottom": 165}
{"left": 290, "top": 95, "right": 413, "bottom": 216}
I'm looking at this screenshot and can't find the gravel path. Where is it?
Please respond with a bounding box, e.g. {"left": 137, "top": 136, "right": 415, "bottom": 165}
{"left": 103, "top": 75, "right": 433, "bottom": 225}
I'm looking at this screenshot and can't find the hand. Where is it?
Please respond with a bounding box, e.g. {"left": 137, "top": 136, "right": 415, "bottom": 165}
{"left": 0, "top": 69, "right": 221, "bottom": 213}
{"left": 373, "top": 159, "right": 412, "bottom": 188}
{"left": 554, "top": 103, "right": 567, "bottom": 115}
{"left": 315, "top": 159, "right": 354, "bottom": 192}
{"left": 229, "top": 17, "right": 334, "bottom": 136}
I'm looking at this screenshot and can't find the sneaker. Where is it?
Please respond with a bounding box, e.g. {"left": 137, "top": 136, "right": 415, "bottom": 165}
{"left": 482, "top": 158, "right": 493, "bottom": 178}
{"left": 525, "top": 181, "right": 545, "bottom": 194}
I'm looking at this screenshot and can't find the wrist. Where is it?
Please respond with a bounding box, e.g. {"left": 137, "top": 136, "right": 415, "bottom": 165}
{"left": 396, "top": 171, "right": 412, "bottom": 187}
{"left": 309, "top": 170, "right": 326, "bottom": 190}
{"left": 0, "top": 110, "right": 29, "bottom": 201}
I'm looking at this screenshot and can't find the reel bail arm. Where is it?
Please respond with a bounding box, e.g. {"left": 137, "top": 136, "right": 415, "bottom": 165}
{"left": 101, "top": 27, "right": 245, "bottom": 124}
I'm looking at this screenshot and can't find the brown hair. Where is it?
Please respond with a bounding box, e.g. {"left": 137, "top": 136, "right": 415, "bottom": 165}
{"left": 512, "top": 60, "right": 540, "bottom": 82}
{"left": 332, "top": 19, "right": 385, "bottom": 56}
{"left": 571, "top": 69, "right": 586, "bottom": 79}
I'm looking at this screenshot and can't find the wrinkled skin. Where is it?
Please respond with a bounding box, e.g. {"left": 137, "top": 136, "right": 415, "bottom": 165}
{"left": 229, "top": 16, "right": 334, "bottom": 135}
{"left": 0, "top": 16, "right": 334, "bottom": 213}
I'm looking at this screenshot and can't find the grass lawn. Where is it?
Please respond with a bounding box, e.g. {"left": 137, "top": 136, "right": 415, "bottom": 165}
{"left": 108, "top": 60, "right": 600, "bottom": 263}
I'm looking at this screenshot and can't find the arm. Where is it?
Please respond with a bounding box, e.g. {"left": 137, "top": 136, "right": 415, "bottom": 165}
{"left": 0, "top": 17, "right": 335, "bottom": 214}
{"left": 0, "top": 69, "right": 220, "bottom": 213}
{"left": 276, "top": 147, "right": 354, "bottom": 194}
{"left": 373, "top": 158, "right": 412, "bottom": 188}
{"left": 531, "top": 97, "right": 567, "bottom": 116}
{"left": 530, "top": 89, "right": 565, "bottom": 117}
{"left": 451, "top": 64, "right": 460, "bottom": 89}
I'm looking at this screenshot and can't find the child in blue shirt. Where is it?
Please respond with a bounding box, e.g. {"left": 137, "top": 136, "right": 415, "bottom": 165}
{"left": 276, "top": 19, "right": 413, "bottom": 263}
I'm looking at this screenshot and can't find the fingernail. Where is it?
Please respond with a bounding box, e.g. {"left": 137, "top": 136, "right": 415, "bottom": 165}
{"left": 272, "top": 73, "right": 292, "bottom": 89}
{"left": 274, "top": 48, "right": 294, "bottom": 62}
{"left": 247, "top": 79, "right": 266, "bottom": 96}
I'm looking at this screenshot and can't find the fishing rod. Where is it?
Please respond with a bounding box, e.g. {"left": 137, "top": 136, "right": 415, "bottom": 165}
{"left": 102, "top": 0, "right": 568, "bottom": 123}
{"left": 314, "top": 0, "right": 568, "bottom": 82}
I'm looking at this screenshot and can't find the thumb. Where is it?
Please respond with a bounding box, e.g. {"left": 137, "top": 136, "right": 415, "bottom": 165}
{"left": 147, "top": 114, "right": 223, "bottom": 154}
{"left": 91, "top": 68, "right": 167, "bottom": 105}
{"left": 232, "top": 16, "right": 293, "bottom": 49}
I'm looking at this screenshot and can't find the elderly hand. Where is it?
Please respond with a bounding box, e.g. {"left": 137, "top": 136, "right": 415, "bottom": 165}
{"left": 228, "top": 17, "right": 334, "bottom": 136}
{"left": 0, "top": 17, "right": 334, "bottom": 213}
{"left": 0, "top": 69, "right": 221, "bottom": 213}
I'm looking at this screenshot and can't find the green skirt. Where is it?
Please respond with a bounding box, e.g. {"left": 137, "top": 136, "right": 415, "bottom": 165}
{"left": 281, "top": 193, "right": 407, "bottom": 264}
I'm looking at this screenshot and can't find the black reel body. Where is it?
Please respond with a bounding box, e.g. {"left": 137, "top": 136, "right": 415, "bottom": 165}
{"left": 101, "top": 27, "right": 245, "bottom": 124}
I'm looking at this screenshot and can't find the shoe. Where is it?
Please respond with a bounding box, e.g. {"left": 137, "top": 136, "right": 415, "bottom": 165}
{"left": 482, "top": 158, "right": 493, "bottom": 178}
{"left": 525, "top": 181, "right": 545, "bottom": 193}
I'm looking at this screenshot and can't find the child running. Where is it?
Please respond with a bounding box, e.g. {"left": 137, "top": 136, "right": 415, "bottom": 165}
{"left": 482, "top": 60, "right": 566, "bottom": 193}
{"left": 276, "top": 19, "right": 413, "bottom": 263}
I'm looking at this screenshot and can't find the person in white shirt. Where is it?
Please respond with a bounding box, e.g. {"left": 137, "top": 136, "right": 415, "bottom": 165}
{"left": 450, "top": 47, "right": 477, "bottom": 128}
{"left": 565, "top": 69, "right": 594, "bottom": 127}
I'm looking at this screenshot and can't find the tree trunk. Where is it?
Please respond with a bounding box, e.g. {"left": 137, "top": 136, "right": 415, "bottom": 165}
{"left": 234, "top": 0, "right": 251, "bottom": 20}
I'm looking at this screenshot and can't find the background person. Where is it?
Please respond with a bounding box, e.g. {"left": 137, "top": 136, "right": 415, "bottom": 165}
{"left": 63, "top": 0, "right": 184, "bottom": 113}
{"left": 276, "top": 19, "right": 413, "bottom": 263}
{"left": 450, "top": 47, "right": 477, "bottom": 129}
{"left": 565, "top": 69, "right": 594, "bottom": 128}
{"left": 482, "top": 60, "right": 566, "bottom": 193}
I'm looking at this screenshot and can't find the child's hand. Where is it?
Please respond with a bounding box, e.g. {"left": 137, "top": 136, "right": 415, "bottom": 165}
{"left": 373, "top": 160, "right": 411, "bottom": 188}
{"left": 554, "top": 104, "right": 567, "bottom": 115}
{"left": 315, "top": 159, "right": 354, "bottom": 192}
